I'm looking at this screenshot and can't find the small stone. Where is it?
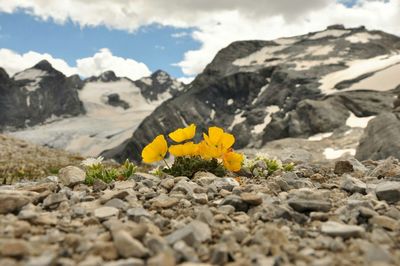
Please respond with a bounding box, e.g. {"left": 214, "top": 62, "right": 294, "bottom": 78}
{"left": 217, "top": 205, "right": 235, "bottom": 215}
{"left": 152, "top": 195, "right": 179, "bottom": 208}
{"left": 127, "top": 207, "right": 152, "bottom": 222}
{"left": 78, "top": 255, "right": 103, "bottom": 266}
{"left": 240, "top": 192, "right": 262, "bottom": 206}
{"left": 42, "top": 193, "right": 68, "bottom": 209}
{"left": 90, "top": 241, "right": 119, "bottom": 260}
{"left": 192, "top": 171, "right": 218, "bottom": 186}
{"left": 59, "top": 166, "right": 86, "bottom": 187}
{"left": 360, "top": 242, "right": 393, "bottom": 265}
{"left": 94, "top": 206, "right": 119, "bottom": 220}
{"left": 26, "top": 252, "right": 56, "bottom": 266}
{"left": 210, "top": 244, "right": 229, "bottom": 265}
{"left": 375, "top": 182, "right": 400, "bottom": 203}
{"left": 105, "top": 198, "right": 128, "bottom": 210}
{"left": 113, "top": 230, "right": 149, "bottom": 258}
{"left": 0, "top": 239, "right": 30, "bottom": 257}
{"left": 173, "top": 241, "right": 199, "bottom": 262}
{"left": 195, "top": 207, "right": 215, "bottom": 226}
{"left": 147, "top": 251, "right": 176, "bottom": 266}
{"left": 0, "top": 193, "right": 31, "bottom": 214}
{"left": 103, "top": 258, "right": 145, "bottom": 266}
{"left": 160, "top": 178, "right": 175, "bottom": 190}
{"left": 114, "top": 180, "right": 136, "bottom": 190}
{"left": 321, "top": 221, "right": 365, "bottom": 238}
{"left": 220, "top": 195, "right": 248, "bottom": 212}
{"left": 340, "top": 175, "right": 367, "bottom": 194}
{"left": 166, "top": 220, "right": 211, "bottom": 246}
{"left": 288, "top": 199, "right": 331, "bottom": 213}
{"left": 191, "top": 193, "right": 208, "bottom": 204}
{"left": 93, "top": 179, "right": 108, "bottom": 192}
{"left": 370, "top": 215, "right": 399, "bottom": 231}
{"left": 334, "top": 160, "right": 354, "bottom": 175}
{"left": 212, "top": 178, "right": 240, "bottom": 191}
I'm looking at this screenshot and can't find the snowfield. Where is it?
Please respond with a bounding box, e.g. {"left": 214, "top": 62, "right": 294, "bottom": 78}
{"left": 9, "top": 79, "right": 170, "bottom": 156}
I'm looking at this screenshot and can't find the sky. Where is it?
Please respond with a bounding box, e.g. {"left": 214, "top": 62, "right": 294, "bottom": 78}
{"left": 0, "top": 0, "right": 399, "bottom": 83}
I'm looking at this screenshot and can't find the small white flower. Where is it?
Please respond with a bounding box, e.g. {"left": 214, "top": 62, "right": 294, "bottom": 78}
{"left": 81, "top": 156, "right": 104, "bottom": 167}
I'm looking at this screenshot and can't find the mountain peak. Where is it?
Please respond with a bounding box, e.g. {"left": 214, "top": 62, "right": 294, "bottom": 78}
{"left": 326, "top": 24, "right": 346, "bottom": 30}
{"left": 152, "top": 69, "right": 170, "bottom": 78}
{"left": 0, "top": 67, "right": 10, "bottom": 82}
{"left": 33, "top": 60, "right": 54, "bottom": 72}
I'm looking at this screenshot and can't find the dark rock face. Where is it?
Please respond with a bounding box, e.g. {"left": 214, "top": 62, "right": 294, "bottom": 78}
{"left": 102, "top": 26, "right": 400, "bottom": 162}
{"left": 355, "top": 112, "right": 400, "bottom": 161}
{"left": 86, "top": 71, "right": 119, "bottom": 83}
{"left": 0, "top": 60, "right": 85, "bottom": 130}
{"left": 134, "top": 70, "right": 184, "bottom": 101}
{"left": 106, "top": 93, "right": 130, "bottom": 109}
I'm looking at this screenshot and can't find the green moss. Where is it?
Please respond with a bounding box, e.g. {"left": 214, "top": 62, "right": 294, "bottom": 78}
{"left": 84, "top": 159, "right": 137, "bottom": 185}
{"left": 163, "top": 156, "right": 226, "bottom": 178}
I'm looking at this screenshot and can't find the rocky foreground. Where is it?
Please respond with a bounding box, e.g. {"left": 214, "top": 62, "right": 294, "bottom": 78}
{"left": 1, "top": 157, "right": 400, "bottom": 266}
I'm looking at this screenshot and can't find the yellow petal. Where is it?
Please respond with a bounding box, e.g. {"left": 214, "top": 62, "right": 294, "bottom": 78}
{"left": 221, "top": 133, "right": 235, "bottom": 150}
{"left": 207, "top": 127, "right": 224, "bottom": 145}
{"left": 170, "top": 142, "right": 198, "bottom": 157}
{"left": 223, "top": 152, "right": 243, "bottom": 172}
{"left": 169, "top": 124, "right": 196, "bottom": 143}
{"left": 141, "top": 135, "right": 168, "bottom": 163}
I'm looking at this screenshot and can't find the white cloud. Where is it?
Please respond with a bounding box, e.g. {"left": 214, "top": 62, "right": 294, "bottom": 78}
{"left": 0, "top": 0, "right": 399, "bottom": 76}
{"left": 171, "top": 32, "right": 189, "bottom": 38}
{"left": 177, "top": 76, "right": 194, "bottom": 84}
{"left": 0, "top": 48, "right": 77, "bottom": 76}
{"left": 76, "top": 48, "right": 151, "bottom": 80}
{"left": 0, "top": 48, "right": 151, "bottom": 80}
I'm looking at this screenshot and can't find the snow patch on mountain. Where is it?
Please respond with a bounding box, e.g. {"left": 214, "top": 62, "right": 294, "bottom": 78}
{"left": 323, "top": 148, "right": 355, "bottom": 159}
{"left": 346, "top": 112, "right": 375, "bottom": 128}
{"left": 309, "top": 29, "right": 350, "bottom": 40}
{"left": 308, "top": 132, "right": 333, "bottom": 141}
{"left": 345, "top": 32, "right": 381, "bottom": 43}
{"left": 13, "top": 69, "right": 48, "bottom": 92}
{"left": 320, "top": 54, "right": 400, "bottom": 94}
{"left": 252, "top": 105, "right": 280, "bottom": 134}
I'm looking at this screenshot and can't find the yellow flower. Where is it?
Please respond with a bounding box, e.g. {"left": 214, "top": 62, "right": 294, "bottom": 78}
{"left": 223, "top": 151, "right": 244, "bottom": 172}
{"left": 169, "top": 142, "right": 198, "bottom": 157}
{"left": 197, "top": 140, "right": 219, "bottom": 159}
{"left": 141, "top": 135, "right": 168, "bottom": 163}
{"left": 202, "top": 127, "right": 235, "bottom": 158}
{"left": 169, "top": 124, "right": 196, "bottom": 143}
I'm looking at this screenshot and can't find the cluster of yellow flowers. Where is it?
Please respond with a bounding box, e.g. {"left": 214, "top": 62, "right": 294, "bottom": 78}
{"left": 141, "top": 124, "right": 244, "bottom": 172}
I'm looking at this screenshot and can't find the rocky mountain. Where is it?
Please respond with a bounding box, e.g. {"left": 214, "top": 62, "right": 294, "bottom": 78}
{"left": 0, "top": 60, "right": 84, "bottom": 130}
{"left": 356, "top": 92, "right": 400, "bottom": 160}
{"left": 6, "top": 67, "right": 184, "bottom": 156}
{"left": 102, "top": 25, "right": 400, "bottom": 162}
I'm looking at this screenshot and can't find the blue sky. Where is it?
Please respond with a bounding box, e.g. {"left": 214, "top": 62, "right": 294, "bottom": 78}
{"left": 0, "top": 12, "right": 200, "bottom": 78}
{"left": 0, "top": 1, "right": 398, "bottom": 81}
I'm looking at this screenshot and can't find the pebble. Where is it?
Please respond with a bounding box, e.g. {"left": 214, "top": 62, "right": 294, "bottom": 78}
{"left": 321, "top": 221, "right": 365, "bottom": 238}
{"left": 58, "top": 166, "right": 86, "bottom": 187}
{"left": 340, "top": 175, "right": 367, "bottom": 194}
{"left": 375, "top": 181, "right": 400, "bottom": 203}
{"left": 94, "top": 206, "right": 119, "bottom": 220}
{"left": 166, "top": 220, "right": 211, "bottom": 246}
{"left": 334, "top": 160, "right": 354, "bottom": 175}
{"left": 370, "top": 215, "right": 399, "bottom": 231}
{"left": 240, "top": 192, "right": 263, "bottom": 206}
{"left": 113, "top": 230, "right": 149, "bottom": 258}
{"left": 0, "top": 192, "right": 31, "bottom": 214}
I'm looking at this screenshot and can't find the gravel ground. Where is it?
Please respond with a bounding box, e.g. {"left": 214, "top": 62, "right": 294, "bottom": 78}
{"left": 0, "top": 156, "right": 400, "bottom": 265}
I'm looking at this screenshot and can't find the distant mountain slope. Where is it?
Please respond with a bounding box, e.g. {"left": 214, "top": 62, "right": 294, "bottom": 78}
{"left": 102, "top": 25, "right": 400, "bottom": 162}
{"left": 0, "top": 60, "right": 84, "bottom": 130}
{"left": 6, "top": 67, "right": 184, "bottom": 156}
